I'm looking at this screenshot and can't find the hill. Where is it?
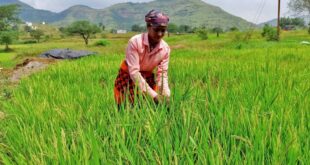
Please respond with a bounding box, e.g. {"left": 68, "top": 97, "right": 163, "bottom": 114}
{"left": 1, "top": 0, "right": 255, "bottom": 30}
{"left": 0, "top": 0, "right": 59, "bottom": 22}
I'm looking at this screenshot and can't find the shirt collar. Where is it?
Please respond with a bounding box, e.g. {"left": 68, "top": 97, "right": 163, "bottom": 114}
{"left": 142, "top": 33, "right": 164, "bottom": 50}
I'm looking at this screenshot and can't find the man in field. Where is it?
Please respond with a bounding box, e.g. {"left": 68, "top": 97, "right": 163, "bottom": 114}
{"left": 114, "top": 9, "right": 171, "bottom": 108}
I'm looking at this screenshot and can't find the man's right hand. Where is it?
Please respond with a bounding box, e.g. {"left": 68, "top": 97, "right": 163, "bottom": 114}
{"left": 154, "top": 95, "right": 170, "bottom": 105}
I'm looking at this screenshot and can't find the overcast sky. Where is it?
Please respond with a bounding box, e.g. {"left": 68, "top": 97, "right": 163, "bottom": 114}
{"left": 19, "top": 0, "right": 291, "bottom": 23}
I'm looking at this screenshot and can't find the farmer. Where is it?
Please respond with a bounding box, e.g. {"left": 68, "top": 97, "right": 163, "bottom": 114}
{"left": 114, "top": 9, "right": 171, "bottom": 108}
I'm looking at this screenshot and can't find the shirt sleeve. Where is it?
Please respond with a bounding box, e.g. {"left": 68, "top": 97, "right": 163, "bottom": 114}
{"left": 157, "top": 47, "right": 171, "bottom": 97}
{"left": 126, "top": 40, "right": 158, "bottom": 98}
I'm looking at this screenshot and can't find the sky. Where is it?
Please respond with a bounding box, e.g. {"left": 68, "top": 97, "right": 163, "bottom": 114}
{"left": 18, "top": 0, "right": 291, "bottom": 23}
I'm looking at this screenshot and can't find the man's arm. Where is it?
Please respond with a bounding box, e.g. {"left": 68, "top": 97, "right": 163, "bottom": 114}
{"left": 126, "top": 40, "right": 158, "bottom": 98}
{"left": 157, "top": 48, "right": 170, "bottom": 97}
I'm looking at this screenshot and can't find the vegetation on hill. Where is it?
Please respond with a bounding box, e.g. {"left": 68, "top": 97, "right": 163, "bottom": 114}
{"left": 1, "top": 0, "right": 254, "bottom": 30}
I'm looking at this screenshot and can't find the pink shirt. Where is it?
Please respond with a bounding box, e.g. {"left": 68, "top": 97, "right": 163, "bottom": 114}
{"left": 126, "top": 33, "right": 171, "bottom": 98}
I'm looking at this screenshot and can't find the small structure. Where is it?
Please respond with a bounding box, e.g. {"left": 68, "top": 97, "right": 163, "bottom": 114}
{"left": 116, "top": 29, "right": 127, "bottom": 34}
{"left": 24, "top": 21, "right": 37, "bottom": 30}
{"left": 25, "top": 22, "right": 32, "bottom": 27}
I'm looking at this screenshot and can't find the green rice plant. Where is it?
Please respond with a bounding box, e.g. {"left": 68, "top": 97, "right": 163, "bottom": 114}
{"left": 0, "top": 31, "right": 309, "bottom": 164}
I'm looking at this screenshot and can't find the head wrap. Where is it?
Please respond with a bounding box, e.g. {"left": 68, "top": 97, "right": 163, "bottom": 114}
{"left": 145, "top": 9, "right": 169, "bottom": 27}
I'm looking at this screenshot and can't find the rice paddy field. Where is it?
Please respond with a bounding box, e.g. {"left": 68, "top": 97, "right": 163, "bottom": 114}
{"left": 0, "top": 31, "right": 309, "bottom": 164}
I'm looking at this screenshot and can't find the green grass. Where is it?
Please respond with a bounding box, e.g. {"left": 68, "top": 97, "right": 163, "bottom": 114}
{"left": 0, "top": 31, "right": 310, "bottom": 164}
{"left": 0, "top": 52, "right": 16, "bottom": 68}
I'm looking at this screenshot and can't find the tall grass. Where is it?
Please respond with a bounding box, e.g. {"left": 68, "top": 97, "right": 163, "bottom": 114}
{"left": 0, "top": 31, "right": 309, "bottom": 164}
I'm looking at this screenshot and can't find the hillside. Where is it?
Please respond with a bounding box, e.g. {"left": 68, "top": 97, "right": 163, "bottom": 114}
{"left": 0, "top": 0, "right": 59, "bottom": 22}
{"left": 1, "top": 0, "right": 255, "bottom": 30}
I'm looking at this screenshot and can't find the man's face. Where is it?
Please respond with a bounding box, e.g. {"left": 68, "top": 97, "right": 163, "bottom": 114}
{"left": 147, "top": 25, "right": 167, "bottom": 43}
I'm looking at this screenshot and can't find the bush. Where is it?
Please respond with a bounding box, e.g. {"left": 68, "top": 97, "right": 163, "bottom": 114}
{"left": 195, "top": 28, "right": 208, "bottom": 40}
{"left": 95, "top": 39, "right": 110, "bottom": 46}
{"left": 229, "top": 27, "right": 239, "bottom": 32}
{"left": 23, "top": 40, "right": 37, "bottom": 44}
{"left": 230, "top": 31, "right": 253, "bottom": 43}
{"left": 44, "top": 35, "right": 51, "bottom": 41}
{"left": 262, "top": 24, "right": 278, "bottom": 41}
{"left": 29, "top": 29, "right": 44, "bottom": 43}
{"left": 232, "top": 32, "right": 243, "bottom": 42}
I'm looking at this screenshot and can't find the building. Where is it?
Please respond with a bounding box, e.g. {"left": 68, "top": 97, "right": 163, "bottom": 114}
{"left": 116, "top": 29, "right": 127, "bottom": 34}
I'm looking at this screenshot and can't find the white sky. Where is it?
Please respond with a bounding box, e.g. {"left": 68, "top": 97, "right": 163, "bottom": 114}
{"left": 19, "top": 0, "right": 291, "bottom": 23}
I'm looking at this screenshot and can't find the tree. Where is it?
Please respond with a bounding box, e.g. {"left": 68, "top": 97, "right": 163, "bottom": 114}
{"left": 229, "top": 27, "right": 239, "bottom": 32}
{"left": 0, "top": 31, "right": 18, "bottom": 51}
{"left": 280, "top": 17, "right": 305, "bottom": 29}
{"left": 308, "top": 22, "right": 310, "bottom": 34}
{"left": 167, "top": 23, "right": 179, "bottom": 33}
{"left": 289, "top": 0, "right": 310, "bottom": 14}
{"left": 66, "top": 21, "right": 101, "bottom": 45}
{"left": 179, "top": 25, "right": 192, "bottom": 33}
{"left": 212, "top": 27, "right": 224, "bottom": 37}
{"left": 291, "top": 18, "right": 305, "bottom": 26}
{"left": 98, "top": 23, "right": 105, "bottom": 31}
{"left": 0, "top": 4, "right": 20, "bottom": 51}
{"left": 131, "top": 24, "right": 144, "bottom": 32}
{"left": 58, "top": 27, "right": 65, "bottom": 33}
{"left": 24, "top": 26, "right": 32, "bottom": 32}
{"left": 29, "top": 29, "right": 44, "bottom": 43}
{"left": 0, "top": 4, "right": 20, "bottom": 31}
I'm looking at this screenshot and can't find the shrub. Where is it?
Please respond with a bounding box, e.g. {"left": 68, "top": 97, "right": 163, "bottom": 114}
{"left": 44, "top": 35, "right": 51, "bottom": 41}
{"left": 29, "top": 29, "right": 44, "bottom": 43}
{"left": 229, "top": 27, "right": 239, "bottom": 32}
{"left": 95, "top": 39, "right": 110, "bottom": 46}
{"left": 231, "top": 31, "right": 251, "bottom": 43}
{"left": 195, "top": 28, "right": 208, "bottom": 40}
{"left": 262, "top": 24, "right": 278, "bottom": 41}
{"left": 23, "top": 40, "right": 37, "bottom": 44}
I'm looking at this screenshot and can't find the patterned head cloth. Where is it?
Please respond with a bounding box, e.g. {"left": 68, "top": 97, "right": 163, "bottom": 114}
{"left": 145, "top": 9, "right": 169, "bottom": 27}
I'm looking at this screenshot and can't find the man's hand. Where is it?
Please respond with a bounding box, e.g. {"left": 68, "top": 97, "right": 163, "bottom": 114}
{"left": 154, "top": 95, "right": 170, "bottom": 105}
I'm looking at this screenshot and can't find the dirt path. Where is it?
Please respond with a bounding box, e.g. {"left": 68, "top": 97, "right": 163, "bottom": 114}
{"left": 9, "top": 58, "right": 57, "bottom": 83}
